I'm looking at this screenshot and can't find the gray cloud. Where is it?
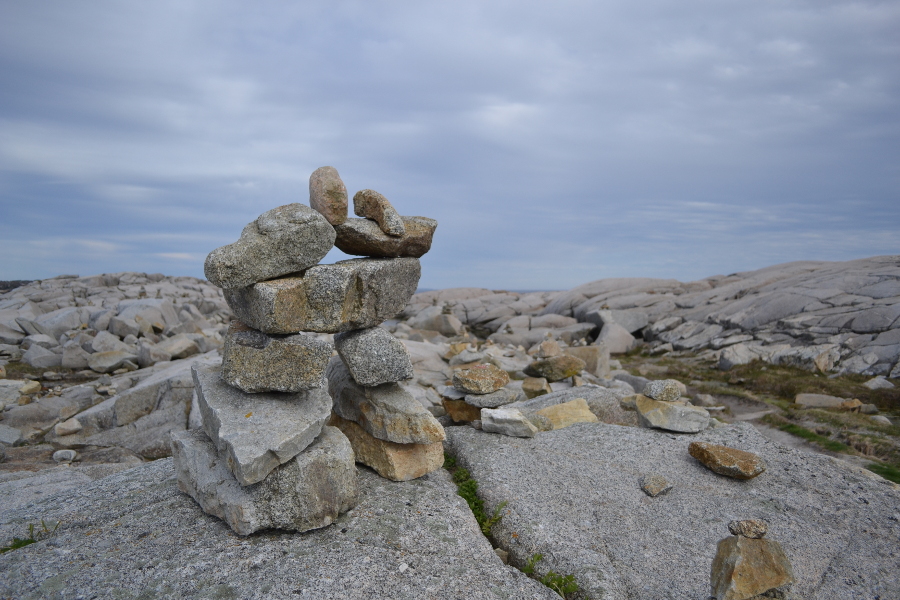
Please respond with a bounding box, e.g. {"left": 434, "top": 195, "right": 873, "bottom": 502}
{"left": 1, "top": 0, "right": 897, "bottom": 288}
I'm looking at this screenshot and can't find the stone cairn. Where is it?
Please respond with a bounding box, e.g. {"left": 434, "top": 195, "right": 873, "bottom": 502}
{"left": 170, "top": 166, "right": 442, "bottom": 535}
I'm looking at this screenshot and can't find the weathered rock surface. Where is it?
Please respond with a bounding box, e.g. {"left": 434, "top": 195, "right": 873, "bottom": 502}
{"left": 522, "top": 376, "right": 552, "bottom": 398}
{"left": 222, "top": 321, "right": 332, "bottom": 392}
{"left": 329, "top": 414, "right": 444, "bottom": 482}
{"left": 171, "top": 426, "right": 357, "bottom": 535}
{"left": 534, "top": 398, "right": 599, "bottom": 430}
{"left": 481, "top": 407, "right": 539, "bottom": 438}
{"left": 204, "top": 203, "right": 336, "bottom": 289}
{"left": 636, "top": 394, "right": 710, "bottom": 433}
{"left": 327, "top": 357, "right": 444, "bottom": 444}
{"left": 445, "top": 421, "right": 900, "bottom": 600}
{"left": 452, "top": 363, "right": 510, "bottom": 394}
{"left": 0, "top": 458, "right": 557, "bottom": 599}
{"left": 193, "top": 365, "right": 332, "bottom": 486}
{"left": 728, "top": 518, "right": 768, "bottom": 539}
{"left": 563, "top": 345, "right": 610, "bottom": 378}
{"left": 595, "top": 322, "right": 635, "bottom": 354}
{"left": 352, "top": 189, "right": 406, "bottom": 236}
{"left": 642, "top": 379, "right": 683, "bottom": 402}
{"left": 334, "top": 216, "right": 438, "bottom": 258}
{"left": 689, "top": 441, "right": 767, "bottom": 480}
{"left": 334, "top": 326, "right": 414, "bottom": 386}
{"left": 308, "top": 166, "right": 348, "bottom": 226}
{"left": 223, "top": 258, "right": 420, "bottom": 334}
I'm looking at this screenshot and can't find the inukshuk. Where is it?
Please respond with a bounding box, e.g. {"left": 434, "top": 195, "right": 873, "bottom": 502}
{"left": 171, "top": 167, "right": 441, "bottom": 536}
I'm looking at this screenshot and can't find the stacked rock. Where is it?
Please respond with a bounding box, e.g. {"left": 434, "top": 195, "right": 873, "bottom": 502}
{"left": 630, "top": 378, "right": 711, "bottom": 433}
{"left": 442, "top": 362, "right": 518, "bottom": 422}
{"left": 171, "top": 166, "right": 438, "bottom": 534}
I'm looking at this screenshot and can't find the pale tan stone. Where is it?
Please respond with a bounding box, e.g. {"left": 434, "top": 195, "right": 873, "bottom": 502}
{"left": 329, "top": 414, "right": 442, "bottom": 481}
{"left": 535, "top": 398, "right": 598, "bottom": 430}
{"left": 442, "top": 398, "right": 482, "bottom": 423}
{"left": 711, "top": 535, "right": 794, "bottom": 600}
{"left": 522, "top": 377, "right": 552, "bottom": 399}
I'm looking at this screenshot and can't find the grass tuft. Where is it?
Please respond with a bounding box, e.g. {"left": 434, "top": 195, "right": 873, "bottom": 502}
{"left": 0, "top": 520, "right": 59, "bottom": 554}
{"left": 443, "top": 453, "right": 506, "bottom": 536}
{"left": 867, "top": 462, "right": 900, "bottom": 484}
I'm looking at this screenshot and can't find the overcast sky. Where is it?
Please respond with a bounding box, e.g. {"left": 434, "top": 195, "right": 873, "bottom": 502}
{"left": 1, "top": 1, "right": 897, "bottom": 290}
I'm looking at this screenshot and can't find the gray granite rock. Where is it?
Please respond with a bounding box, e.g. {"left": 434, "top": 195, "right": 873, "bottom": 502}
{"left": 87, "top": 349, "right": 138, "bottom": 373}
{"left": 22, "top": 344, "right": 61, "bottom": 369}
{"left": 595, "top": 322, "right": 635, "bottom": 354}
{"left": 584, "top": 309, "right": 648, "bottom": 334}
{"left": 334, "top": 216, "right": 437, "bottom": 258}
{"left": 222, "top": 321, "right": 332, "bottom": 392}
{"left": 636, "top": 395, "right": 710, "bottom": 433}
{"left": 353, "top": 189, "right": 405, "bottom": 236}
{"left": 444, "top": 421, "right": 900, "bottom": 600}
{"left": 171, "top": 426, "right": 358, "bottom": 535}
{"left": 223, "top": 258, "right": 421, "bottom": 334}
{"left": 326, "top": 357, "right": 444, "bottom": 445}
{"left": 0, "top": 459, "right": 557, "bottom": 600}
{"left": 308, "top": 166, "right": 348, "bottom": 226}
{"left": 464, "top": 387, "right": 521, "bottom": 408}
{"left": 334, "top": 326, "right": 413, "bottom": 386}
{"left": 480, "top": 407, "right": 538, "bottom": 438}
{"left": 204, "top": 203, "right": 336, "bottom": 289}
{"left": 642, "top": 379, "right": 683, "bottom": 402}
{"left": 193, "top": 365, "right": 331, "bottom": 486}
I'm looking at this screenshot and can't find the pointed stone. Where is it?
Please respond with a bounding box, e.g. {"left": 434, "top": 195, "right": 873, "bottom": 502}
{"left": 204, "top": 204, "right": 335, "bottom": 289}
{"left": 223, "top": 258, "right": 421, "bottom": 334}
{"left": 326, "top": 357, "right": 444, "bottom": 444}
{"left": 329, "top": 414, "right": 443, "bottom": 481}
{"left": 222, "top": 321, "right": 332, "bottom": 393}
{"left": 192, "top": 365, "right": 332, "bottom": 486}
{"left": 171, "top": 426, "right": 358, "bottom": 536}
{"left": 309, "top": 166, "right": 348, "bottom": 226}
{"left": 710, "top": 535, "right": 794, "bottom": 600}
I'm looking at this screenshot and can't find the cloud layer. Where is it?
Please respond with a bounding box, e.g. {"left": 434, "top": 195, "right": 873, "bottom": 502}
{"left": 1, "top": 1, "right": 898, "bottom": 288}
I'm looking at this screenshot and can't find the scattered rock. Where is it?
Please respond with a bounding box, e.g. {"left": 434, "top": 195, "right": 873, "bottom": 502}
{"left": 171, "top": 426, "right": 358, "bottom": 535}
{"left": 452, "top": 364, "right": 510, "bottom": 394}
{"left": 642, "top": 379, "right": 683, "bottom": 402}
{"left": 22, "top": 344, "right": 61, "bottom": 369}
{"left": 221, "top": 321, "right": 331, "bottom": 393}
{"left": 192, "top": 365, "right": 332, "bottom": 486}
{"left": 87, "top": 349, "right": 139, "bottom": 374}
{"left": 595, "top": 322, "right": 635, "bottom": 354}
{"left": 52, "top": 449, "right": 77, "bottom": 462}
{"left": 329, "top": 414, "right": 443, "bottom": 481}
{"left": 0, "top": 423, "right": 23, "bottom": 445}
{"left": 54, "top": 417, "right": 83, "bottom": 437}
{"left": 863, "top": 375, "right": 895, "bottom": 390}
{"left": 794, "top": 393, "right": 847, "bottom": 408}
{"left": 522, "top": 377, "right": 552, "bottom": 398}
{"left": 481, "top": 407, "right": 539, "bottom": 438}
{"left": 639, "top": 474, "right": 673, "bottom": 497}
{"left": 326, "top": 357, "right": 445, "bottom": 445}
{"left": 204, "top": 203, "right": 336, "bottom": 289}
{"left": 688, "top": 441, "right": 766, "bottom": 480}
{"left": 352, "top": 189, "right": 406, "bottom": 236}
{"left": 563, "top": 345, "right": 610, "bottom": 378}
{"left": 535, "top": 339, "right": 562, "bottom": 358}
{"left": 871, "top": 415, "right": 892, "bottom": 425}
{"left": 334, "top": 326, "right": 414, "bottom": 386}
{"left": 523, "top": 354, "right": 585, "bottom": 382}
{"left": 534, "top": 398, "right": 599, "bottom": 430}
{"left": 636, "top": 395, "right": 710, "bottom": 433}
{"left": 333, "top": 216, "right": 438, "bottom": 258}
{"left": 223, "top": 258, "right": 420, "bottom": 334}
{"left": 308, "top": 166, "right": 348, "bottom": 226}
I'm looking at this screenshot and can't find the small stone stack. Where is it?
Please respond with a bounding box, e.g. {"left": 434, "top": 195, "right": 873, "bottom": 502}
{"left": 631, "top": 378, "right": 711, "bottom": 433}
{"left": 441, "top": 362, "right": 517, "bottom": 423}
{"left": 171, "top": 166, "right": 438, "bottom": 534}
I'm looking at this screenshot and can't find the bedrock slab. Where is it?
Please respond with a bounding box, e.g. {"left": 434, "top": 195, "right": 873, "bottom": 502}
{"left": 326, "top": 357, "right": 444, "bottom": 445}
{"left": 444, "top": 421, "right": 900, "bottom": 600}
{"left": 334, "top": 216, "right": 438, "bottom": 258}
{"left": 0, "top": 459, "right": 557, "bottom": 600}
{"left": 171, "top": 426, "right": 357, "bottom": 536}
{"left": 193, "top": 365, "right": 332, "bottom": 486}
{"left": 222, "top": 321, "right": 332, "bottom": 392}
{"left": 223, "top": 258, "right": 421, "bottom": 334}
{"left": 204, "top": 203, "right": 336, "bottom": 289}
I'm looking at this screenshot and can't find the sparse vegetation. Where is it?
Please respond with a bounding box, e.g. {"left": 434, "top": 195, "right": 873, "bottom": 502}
{"left": 0, "top": 520, "right": 59, "bottom": 554}
{"left": 444, "top": 453, "right": 506, "bottom": 536}
{"left": 519, "top": 553, "right": 579, "bottom": 599}
{"left": 866, "top": 462, "right": 900, "bottom": 484}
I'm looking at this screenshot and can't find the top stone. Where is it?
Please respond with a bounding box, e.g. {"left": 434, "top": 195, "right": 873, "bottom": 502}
{"left": 309, "top": 166, "right": 348, "bottom": 226}
{"left": 204, "top": 204, "right": 336, "bottom": 289}
{"left": 353, "top": 190, "right": 406, "bottom": 237}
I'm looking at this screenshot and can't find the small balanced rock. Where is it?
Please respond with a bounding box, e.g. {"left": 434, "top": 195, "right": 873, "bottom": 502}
{"left": 452, "top": 363, "right": 509, "bottom": 395}
{"left": 308, "top": 166, "right": 348, "bottom": 226}
{"left": 711, "top": 519, "right": 794, "bottom": 600}
{"left": 642, "top": 379, "right": 683, "bottom": 402}
{"left": 689, "top": 442, "right": 766, "bottom": 480}
{"left": 353, "top": 189, "right": 406, "bottom": 236}
{"left": 639, "top": 473, "right": 673, "bottom": 497}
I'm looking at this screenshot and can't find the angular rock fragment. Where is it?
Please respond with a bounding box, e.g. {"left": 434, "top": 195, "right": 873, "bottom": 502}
{"left": 329, "top": 414, "right": 443, "bottom": 481}
{"left": 334, "top": 326, "right": 413, "bottom": 386}
{"left": 689, "top": 441, "right": 766, "bottom": 480}
{"left": 171, "top": 426, "right": 358, "bottom": 536}
{"left": 595, "top": 322, "right": 635, "bottom": 354}
{"left": 563, "top": 345, "right": 610, "bottom": 378}
{"left": 452, "top": 364, "right": 510, "bottom": 394}
{"left": 534, "top": 398, "right": 598, "bottom": 430}
{"left": 481, "top": 407, "right": 539, "bottom": 438}
{"left": 326, "top": 357, "right": 444, "bottom": 444}
{"left": 441, "top": 398, "right": 482, "bottom": 423}
{"left": 308, "top": 166, "right": 348, "bottom": 226}
{"left": 353, "top": 189, "right": 405, "bottom": 236}
{"left": 524, "top": 354, "right": 585, "bottom": 382}
{"left": 464, "top": 387, "right": 520, "bottom": 408}
{"left": 535, "top": 339, "right": 562, "bottom": 358}
{"left": 334, "top": 216, "right": 438, "bottom": 258}
{"left": 522, "top": 377, "right": 552, "bottom": 399}
{"left": 204, "top": 204, "right": 336, "bottom": 289}
{"left": 192, "top": 365, "right": 332, "bottom": 486}
{"left": 639, "top": 474, "right": 673, "bottom": 497}
{"left": 710, "top": 534, "right": 793, "bottom": 600}
{"left": 222, "top": 321, "right": 332, "bottom": 393}
{"left": 728, "top": 519, "right": 768, "bottom": 539}
{"left": 223, "top": 258, "right": 421, "bottom": 334}
{"left": 636, "top": 395, "right": 710, "bottom": 433}
{"left": 643, "top": 379, "right": 683, "bottom": 402}
{"left": 88, "top": 349, "right": 138, "bottom": 374}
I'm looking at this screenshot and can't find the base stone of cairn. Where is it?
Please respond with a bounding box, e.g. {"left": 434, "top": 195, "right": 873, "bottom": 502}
{"left": 176, "top": 166, "right": 442, "bottom": 535}
{"left": 172, "top": 426, "right": 357, "bottom": 536}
